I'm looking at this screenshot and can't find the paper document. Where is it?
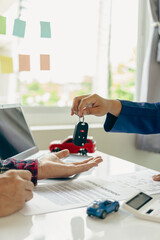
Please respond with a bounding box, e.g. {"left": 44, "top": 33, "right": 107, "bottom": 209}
{"left": 20, "top": 169, "right": 160, "bottom": 216}
{"left": 20, "top": 176, "right": 131, "bottom": 216}
{"left": 106, "top": 169, "right": 160, "bottom": 195}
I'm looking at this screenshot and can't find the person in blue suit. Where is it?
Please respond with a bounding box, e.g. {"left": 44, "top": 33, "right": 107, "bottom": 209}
{"left": 71, "top": 94, "right": 160, "bottom": 181}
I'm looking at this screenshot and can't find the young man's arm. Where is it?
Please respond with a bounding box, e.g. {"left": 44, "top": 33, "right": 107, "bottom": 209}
{"left": 104, "top": 100, "right": 160, "bottom": 134}
{"left": 0, "top": 158, "right": 38, "bottom": 185}
{"left": 71, "top": 94, "right": 160, "bottom": 134}
{"left": 0, "top": 150, "right": 103, "bottom": 186}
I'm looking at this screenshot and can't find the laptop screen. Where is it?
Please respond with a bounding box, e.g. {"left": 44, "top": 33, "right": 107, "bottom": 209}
{"left": 0, "top": 105, "right": 37, "bottom": 160}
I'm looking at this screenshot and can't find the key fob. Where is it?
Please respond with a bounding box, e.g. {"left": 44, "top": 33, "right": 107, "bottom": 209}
{"left": 73, "top": 120, "right": 88, "bottom": 146}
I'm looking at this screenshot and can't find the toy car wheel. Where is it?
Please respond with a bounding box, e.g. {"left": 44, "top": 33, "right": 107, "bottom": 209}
{"left": 52, "top": 147, "right": 61, "bottom": 152}
{"left": 79, "top": 149, "right": 88, "bottom": 155}
{"left": 101, "top": 211, "right": 107, "bottom": 219}
{"left": 115, "top": 204, "right": 119, "bottom": 212}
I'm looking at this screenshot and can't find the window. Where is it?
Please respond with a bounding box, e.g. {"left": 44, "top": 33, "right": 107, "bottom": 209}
{"left": 18, "top": 0, "right": 101, "bottom": 107}
{"left": 109, "top": 0, "right": 138, "bottom": 101}
{"left": 17, "top": 0, "right": 139, "bottom": 108}
{"left": 104, "top": 201, "right": 112, "bottom": 206}
{"left": 92, "top": 203, "right": 99, "bottom": 209}
{"left": 0, "top": 0, "right": 149, "bottom": 126}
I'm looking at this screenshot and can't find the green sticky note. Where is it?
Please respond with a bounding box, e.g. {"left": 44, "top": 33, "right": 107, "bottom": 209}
{"left": 40, "top": 21, "right": 51, "bottom": 38}
{"left": 13, "top": 19, "right": 26, "bottom": 38}
{"left": 0, "top": 16, "right": 6, "bottom": 35}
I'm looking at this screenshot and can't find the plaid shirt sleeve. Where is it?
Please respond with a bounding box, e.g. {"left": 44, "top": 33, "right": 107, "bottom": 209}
{"left": 0, "top": 158, "right": 38, "bottom": 185}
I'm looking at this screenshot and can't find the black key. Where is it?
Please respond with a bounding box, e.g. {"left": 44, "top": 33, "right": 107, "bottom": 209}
{"left": 73, "top": 120, "right": 88, "bottom": 146}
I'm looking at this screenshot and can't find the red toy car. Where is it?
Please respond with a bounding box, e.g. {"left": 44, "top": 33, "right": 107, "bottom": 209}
{"left": 49, "top": 136, "right": 96, "bottom": 155}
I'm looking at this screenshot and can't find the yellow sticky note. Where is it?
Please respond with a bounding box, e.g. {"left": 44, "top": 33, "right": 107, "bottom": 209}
{"left": 0, "top": 56, "right": 13, "bottom": 74}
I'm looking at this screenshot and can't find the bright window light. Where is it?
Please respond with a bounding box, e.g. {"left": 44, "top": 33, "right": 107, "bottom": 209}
{"left": 1, "top": 0, "right": 138, "bottom": 107}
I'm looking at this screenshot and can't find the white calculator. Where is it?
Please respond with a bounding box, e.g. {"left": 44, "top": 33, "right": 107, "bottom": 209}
{"left": 123, "top": 192, "right": 160, "bottom": 223}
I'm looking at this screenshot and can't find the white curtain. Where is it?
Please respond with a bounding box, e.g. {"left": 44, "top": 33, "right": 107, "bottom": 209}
{"left": 136, "top": 0, "right": 160, "bottom": 153}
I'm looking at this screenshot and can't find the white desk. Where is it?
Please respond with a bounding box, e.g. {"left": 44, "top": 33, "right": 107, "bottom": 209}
{"left": 0, "top": 151, "right": 160, "bottom": 240}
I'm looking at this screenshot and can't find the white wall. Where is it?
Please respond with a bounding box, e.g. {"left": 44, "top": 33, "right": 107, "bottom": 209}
{"left": 31, "top": 126, "right": 160, "bottom": 172}
{"left": 0, "top": 0, "right": 17, "bottom": 14}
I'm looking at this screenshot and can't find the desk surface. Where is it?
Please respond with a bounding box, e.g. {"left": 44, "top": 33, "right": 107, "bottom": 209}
{"left": 0, "top": 151, "right": 160, "bottom": 240}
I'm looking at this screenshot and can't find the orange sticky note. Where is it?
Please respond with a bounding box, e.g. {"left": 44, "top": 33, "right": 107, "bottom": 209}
{"left": 0, "top": 56, "right": 13, "bottom": 74}
{"left": 40, "top": 54, "right": 50, "bottom": 70}
{"left": 19, "top": 54, "right": 30, "bottom": 71}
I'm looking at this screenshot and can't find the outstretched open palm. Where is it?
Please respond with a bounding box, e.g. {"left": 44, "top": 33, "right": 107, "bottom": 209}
{"left": 38, "top": 149, "right": 103, "bottom": 179}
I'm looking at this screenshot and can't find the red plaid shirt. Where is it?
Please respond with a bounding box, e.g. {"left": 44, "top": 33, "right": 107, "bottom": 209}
{"left": 0, "top": 158, "right": 38, "bottom": 185}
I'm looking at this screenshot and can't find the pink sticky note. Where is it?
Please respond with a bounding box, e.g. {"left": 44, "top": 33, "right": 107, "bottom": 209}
{"left": 40, "top": 54, "right": 50, "bottom": 70}
{"left": 19, "top": 54, "right": 30, "bottom": 71}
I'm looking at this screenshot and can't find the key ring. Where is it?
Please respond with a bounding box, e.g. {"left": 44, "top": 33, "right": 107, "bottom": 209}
{"left": 79, "top": 116, "right": 84, "bottom": 122}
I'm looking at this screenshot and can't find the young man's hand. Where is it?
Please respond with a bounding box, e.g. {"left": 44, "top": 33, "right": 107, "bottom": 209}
{"left": 38, "top": 149, "right": 103, "bottom": 179}
{"left": 0, "top": 170, "right": 34, "bottom": 217}
{"left": 71, "top": 94, "right": 122, "bottom": 117}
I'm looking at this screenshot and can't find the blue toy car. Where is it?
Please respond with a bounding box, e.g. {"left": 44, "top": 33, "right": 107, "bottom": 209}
{"left": 87, "top": 199, "right": 119, "bottom": 219}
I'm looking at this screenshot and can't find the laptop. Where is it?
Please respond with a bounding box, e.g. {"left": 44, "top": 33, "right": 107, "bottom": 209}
{"left": 0, "top": 104, "right": 49, "bottom": 161}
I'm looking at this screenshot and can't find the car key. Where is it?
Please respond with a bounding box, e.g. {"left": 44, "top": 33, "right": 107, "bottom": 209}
{"left": 73, "top": 116, "right": 88, "bottom": 146}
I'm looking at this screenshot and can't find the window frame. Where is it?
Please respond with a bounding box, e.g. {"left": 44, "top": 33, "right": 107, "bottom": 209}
{"left": 23, "top": 105, "right": 105, "bottom": 126}
{"left": 0, "top": 0, "right": 150, "bottom": 127}
{"left": 135, "top": 0, "right": 151, "bottom": 101}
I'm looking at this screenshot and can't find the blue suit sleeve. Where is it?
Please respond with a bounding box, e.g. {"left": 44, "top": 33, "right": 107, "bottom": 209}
{"left": 104, "top": 100, "right": 160, "bottom": 134}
